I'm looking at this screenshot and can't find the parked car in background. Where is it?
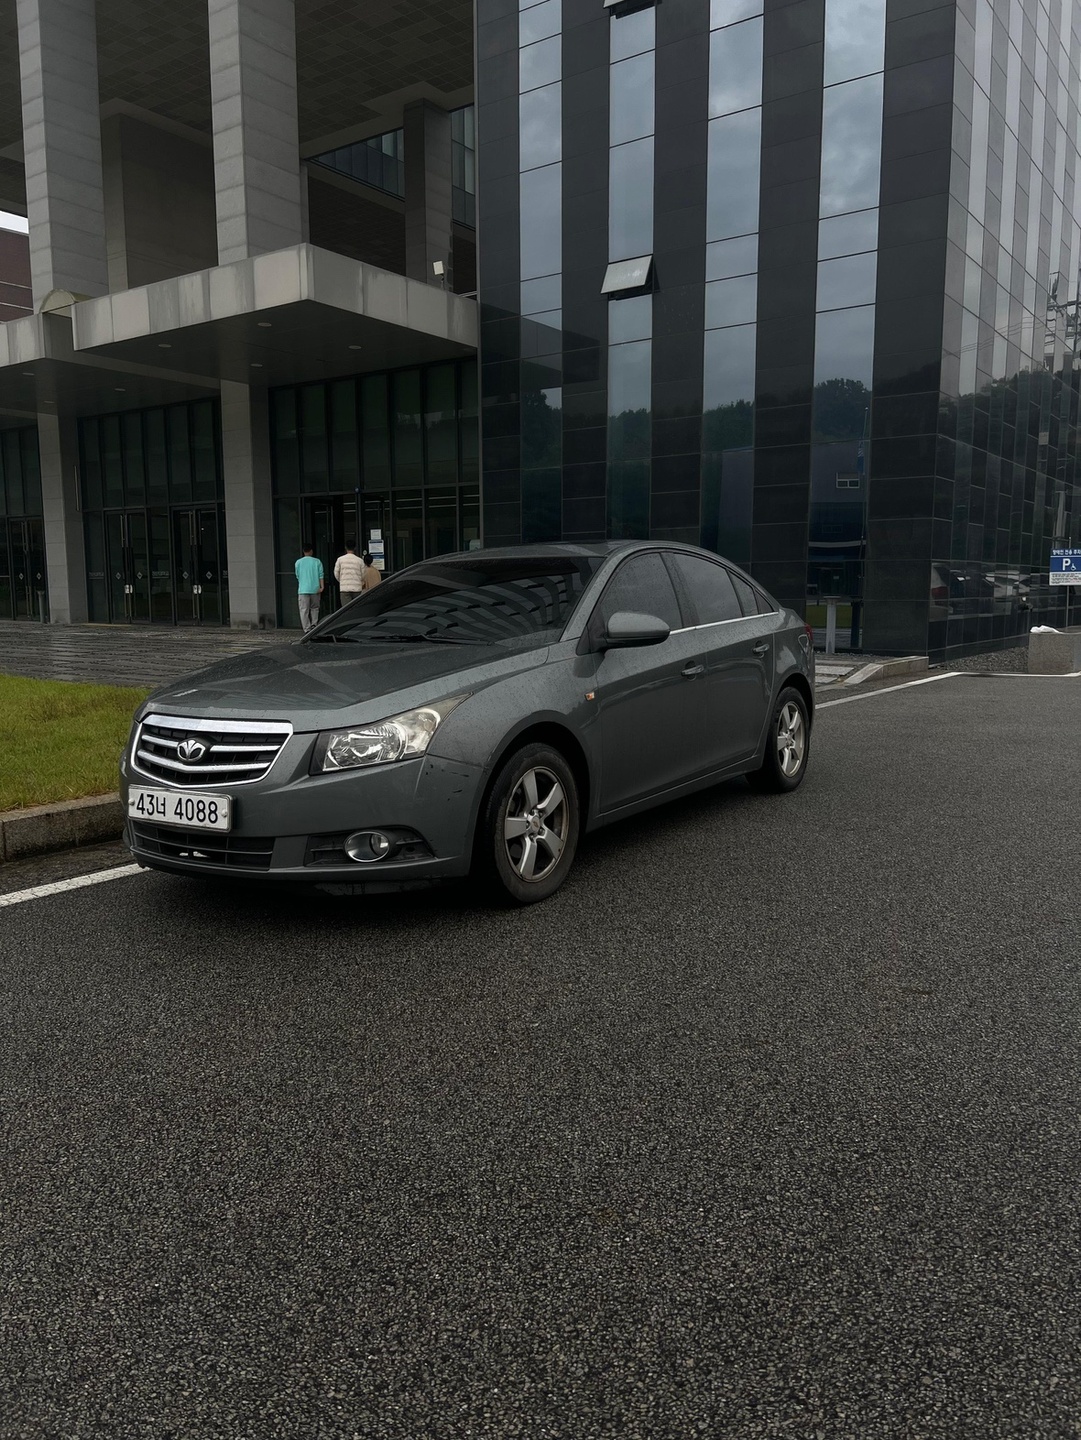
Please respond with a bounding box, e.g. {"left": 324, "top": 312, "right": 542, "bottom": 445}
{"left": 121, "top": 542, "right": 815, "bottom": 904}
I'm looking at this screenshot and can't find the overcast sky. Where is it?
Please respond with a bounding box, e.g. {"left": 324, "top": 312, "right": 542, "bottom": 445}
{"left": 0, "top": 211, "right": 28, "bottom": 233}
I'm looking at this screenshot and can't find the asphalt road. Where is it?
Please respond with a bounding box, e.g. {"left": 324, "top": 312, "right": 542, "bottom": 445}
{"left": 2, "top": 674, "right": 1079, "bottom": 1440}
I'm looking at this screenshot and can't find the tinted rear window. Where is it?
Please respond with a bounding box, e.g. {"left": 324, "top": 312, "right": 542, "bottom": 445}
{"left": 731, "top": 573, "right": 761, "bottom": 616}
{"left": 667, "top": 553, "right": 743, "bottom": 624}
{"left": 312, "top": 556, "right": 602, "bottom": 645}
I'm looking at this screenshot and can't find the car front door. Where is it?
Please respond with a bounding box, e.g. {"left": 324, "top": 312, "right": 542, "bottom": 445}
{"left": 587, "top": 551, "right": 710, "bottom": 813}
{"left": 664, "top": 552, "right": 774, "bottom": 770}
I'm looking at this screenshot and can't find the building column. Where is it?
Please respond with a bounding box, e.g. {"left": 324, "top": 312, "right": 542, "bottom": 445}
{"left": 209, "top": 0, "right": 304, "bottom": 265}
{"left": 101, "top": 113, "right": 217, "bottom": 292}
{"left": 17, "top": 0, "right": 109, "bottom": 307}
{"left": 403, "top": 100, "right": 453, "bottom": 288}
{"left": 220, "top": 380, "right": 277, "bottom": 628}
{"left": 37, "top": 410, "right": 87, "bottom": 624}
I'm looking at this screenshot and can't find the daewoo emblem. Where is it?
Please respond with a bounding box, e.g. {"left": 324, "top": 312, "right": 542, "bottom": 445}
{"left": 178, "top": 737, "right": 207, "bottom": 763}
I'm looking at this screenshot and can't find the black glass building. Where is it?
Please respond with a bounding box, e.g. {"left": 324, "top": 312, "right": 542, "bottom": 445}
{"left": 477, "top": 0, "right": 1081, "bottom": 658}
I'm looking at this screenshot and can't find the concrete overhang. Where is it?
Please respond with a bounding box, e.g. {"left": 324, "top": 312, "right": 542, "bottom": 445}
{"left": 0, "top": 310, "right": 219, "bottom": 430}
{"left": 71, "top": 244, "right": 478, "bottom": 388}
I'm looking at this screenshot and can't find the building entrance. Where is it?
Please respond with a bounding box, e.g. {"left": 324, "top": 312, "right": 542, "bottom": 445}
{"left": 302, "top": 495, "right": 387, "bottom": 612}
{"left": 174, "top": 509, "right": 225, "bottom": 625}
{"left": 0, "top": 516, "right": 47, "bottom": 621}
{"left": 88, "top": 506, "right": 228, "bottom": 625}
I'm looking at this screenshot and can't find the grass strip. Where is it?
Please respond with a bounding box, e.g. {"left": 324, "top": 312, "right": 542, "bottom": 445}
{"left": 0, "top": 674, "right": 150, "bottom": 811}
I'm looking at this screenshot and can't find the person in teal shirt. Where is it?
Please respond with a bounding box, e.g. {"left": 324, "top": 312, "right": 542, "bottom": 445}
{"left": 295, "top": 544, "right": 324, "bottom": 631}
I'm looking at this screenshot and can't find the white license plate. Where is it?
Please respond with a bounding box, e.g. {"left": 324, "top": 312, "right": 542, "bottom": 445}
{"left": 128, "top": 787, "right": 232, "bottom": 832}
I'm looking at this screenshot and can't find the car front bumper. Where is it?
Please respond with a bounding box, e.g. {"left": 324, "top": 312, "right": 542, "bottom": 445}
{"left": 121, "top": 746, "right": 487, "bottom": 888}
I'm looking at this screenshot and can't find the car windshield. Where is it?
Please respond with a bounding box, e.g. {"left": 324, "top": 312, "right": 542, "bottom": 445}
{"left": 308, "top": 555, "right": 602, "bottom": 646}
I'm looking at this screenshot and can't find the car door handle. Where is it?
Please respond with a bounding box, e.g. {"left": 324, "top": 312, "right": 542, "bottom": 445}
{"left": 752, "top": 641, "right": 770, "bottom": 655}
{"left": 682, "top": 663, "right": 704, "bottom": 678}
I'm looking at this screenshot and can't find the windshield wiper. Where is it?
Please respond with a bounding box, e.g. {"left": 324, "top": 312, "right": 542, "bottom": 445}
{"left": 355, "top": 630, "right": 489, "bottom": 645}
{"left": 308, "top": 628, "right": 490, "bottom": 646}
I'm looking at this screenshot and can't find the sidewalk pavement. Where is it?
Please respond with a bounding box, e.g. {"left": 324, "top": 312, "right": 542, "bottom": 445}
{"left": 0, "top": 622, "right": 294, "bottom": 690}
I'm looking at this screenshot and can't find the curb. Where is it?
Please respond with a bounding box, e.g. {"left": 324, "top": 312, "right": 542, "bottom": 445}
{"left": 842, "top": 655, "right": 929, "bottom": 686}
{"left": 0, "top": 793, "right": 124, "bottom": 864}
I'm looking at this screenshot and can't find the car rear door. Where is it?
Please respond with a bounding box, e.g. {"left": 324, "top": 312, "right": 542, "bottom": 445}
{"left": 664, "top": 552, "right": 775, "bottom": 771}
{"left": 587, "top": 551, "right": 710, "bottom": 813}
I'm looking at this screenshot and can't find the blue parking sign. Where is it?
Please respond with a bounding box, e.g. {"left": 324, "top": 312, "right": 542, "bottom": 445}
{"left": 1050, "top": 548, "right": 1081, "bottom": 585}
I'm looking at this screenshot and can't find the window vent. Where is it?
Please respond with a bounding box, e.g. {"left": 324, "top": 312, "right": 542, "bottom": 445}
{"left": 602, "top": 255, "right": 654, "bottom": 296}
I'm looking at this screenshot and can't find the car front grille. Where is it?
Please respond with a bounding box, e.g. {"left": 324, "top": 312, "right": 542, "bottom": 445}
{"left": 133, "top": 713, "right": 292, "bottom": 787}
{"left": 131, "top": 822, "right": 275, "bottom": 871}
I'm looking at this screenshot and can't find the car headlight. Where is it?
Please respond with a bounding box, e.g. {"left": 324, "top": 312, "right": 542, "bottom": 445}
{"left": 312, "top": 695, "right": 469, "bottom": 773}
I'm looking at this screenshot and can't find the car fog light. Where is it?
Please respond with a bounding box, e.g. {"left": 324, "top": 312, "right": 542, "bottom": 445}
{"left": 345, "top": 830, "right": 395, "bottom": 863}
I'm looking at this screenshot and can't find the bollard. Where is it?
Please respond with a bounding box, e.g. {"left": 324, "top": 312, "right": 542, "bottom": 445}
{"left": 37, "top": 588, "right": 46, "bottom": 623}
{"left": 825, "top": 598, "right": 837, "bottom": 655}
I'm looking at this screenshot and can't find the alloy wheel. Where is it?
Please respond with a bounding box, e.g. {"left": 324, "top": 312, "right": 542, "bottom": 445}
{"left": 776, "top": 700, "right": 806, "bottom": 778}
{"left": 502, "top": 766, "right": 568, "bottom": 883}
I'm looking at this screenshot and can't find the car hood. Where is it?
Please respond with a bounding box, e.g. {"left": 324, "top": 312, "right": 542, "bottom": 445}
{"left": 138, "top": 637, "right": 551, "bottom": 730}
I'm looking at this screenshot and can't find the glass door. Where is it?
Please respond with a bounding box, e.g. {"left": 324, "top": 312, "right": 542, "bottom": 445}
{"left": 303, "top": 498, "right": 352, "bottom": 613}
{"left": 11, "top": 519, "right": 32, "bottom": 619}
{"left": 173, "top": 508, "right": 225, "bottom": 624}
{"left": 149, "top": 509, "right": 174, "bottom": 623}
{"left": 0, "top": 520, "right": 11, "bottom": 619}
{"left": 106, "top": 513, "right": 127, "bottom": 620}
{"left": 105, "top": 512, "right": 151, "bottom": 622}
{"left": 173, "top": 510, "right": 197, "bottom": 622}
{"left": 392, "top": 492, "right": 423, "bottom": 573}
{"left": 23, "top": 518, "right": 47, "bottom": 621}
{"left": 195, "top": 508, "right": 223, "bottom": 625}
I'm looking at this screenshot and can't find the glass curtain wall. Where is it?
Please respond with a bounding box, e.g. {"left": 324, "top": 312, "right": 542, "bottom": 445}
{"left": 941, "top": 0, "right": 1081, "bottom": 654}
{"left": 269, "top": 361, "right": 480, "bottom": 626}
{"left": 451, "top": 106, "right": 477, "bottom": 227}
{"left": 310, "top": 130, "right": 406, "bottom": 197}
{"left": 607, "top": 5, "right": 656, "bottom": 538}
{"left": 80, "top": 401, "right": 227, "bottom": 625}
{"left": 703, "top": 0, "right": 763, "bottom": 566}
{"left": 808, "top": 0, "right": 885, "bottom": 646}
{"left": 519, "top": 0, "right": 563, "bottom": 540}
{"left": 0, "top": 427, "right": 45, "bottom": 622}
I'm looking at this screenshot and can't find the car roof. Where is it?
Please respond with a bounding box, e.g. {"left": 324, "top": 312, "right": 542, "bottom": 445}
{"left": 429, "top": 540, "right": 747, "bottom": 562}
{"left": 439, "top": 541, "right": 634, "bottom": 560}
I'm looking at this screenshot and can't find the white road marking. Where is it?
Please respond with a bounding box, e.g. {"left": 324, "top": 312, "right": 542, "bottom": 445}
{"left": 817, "top": 672, "right": 961, "bottom": 708}
{"left": 954, "top": 670, "right": 1081, "bottom": 678}
{"left": 0, "top": 863, "right": 144, "bottom": 909}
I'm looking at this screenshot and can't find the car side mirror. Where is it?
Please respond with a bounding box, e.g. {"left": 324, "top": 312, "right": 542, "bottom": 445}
{"left": 602, "top": 611, "right": 671, "bottom": 649}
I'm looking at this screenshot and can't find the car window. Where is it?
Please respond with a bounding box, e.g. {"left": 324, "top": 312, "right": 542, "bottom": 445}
{"left": 312, "top": 556, "right": 602, "bottom": 645}
{"left": 595, "top": 553, "right": 681, "bottom": 631}
{"left": 667, "top": 553, "right": 743, "bottom": 625}
{"left": 730, "top": 572, "right": 761, "bottom": 616}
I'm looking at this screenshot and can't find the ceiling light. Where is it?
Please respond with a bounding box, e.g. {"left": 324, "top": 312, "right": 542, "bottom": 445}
{"left": 349, "top": 344, "right": 362, "bottom": 350}
{"left": 115, "top": 387, "right": 126, "bottom": 392}
{"left": 158, "top": 342, "right": 172, "bottom": 349}
{"left": 21, "top": 371, "right": 33, "bottom": 376}
{"left": 251, "top": 362, "right": 263, "bottom": 368}
{"left": 257, "top": 322, "right": 272, "bottom": 328}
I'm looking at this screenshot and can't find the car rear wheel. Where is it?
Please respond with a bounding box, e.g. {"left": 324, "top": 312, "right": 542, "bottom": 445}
{"left": 479, "top": 743, "right": 580, "bottom": 904}
{"left": 748, "top": 686, "right": 810, "bottom": 793}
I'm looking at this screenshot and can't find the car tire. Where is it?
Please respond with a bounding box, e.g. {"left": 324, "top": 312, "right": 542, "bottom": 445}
{"left": 748, "top": 686, "right": 810, "bottom": 793}
{"left": 479, "top": 743, "right": 580, "bottom": 905}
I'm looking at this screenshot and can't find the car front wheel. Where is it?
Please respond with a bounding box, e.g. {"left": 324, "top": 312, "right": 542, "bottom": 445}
{"left": 749, "top": 686, "right": 810, "bottom": 793}
{"left": 479, "top": 743, "right": 580, "bottom": 904}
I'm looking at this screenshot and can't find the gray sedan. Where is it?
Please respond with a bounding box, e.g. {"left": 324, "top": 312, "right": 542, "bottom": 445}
{"left": 121, "top": 542, "right": 814, "bottom": 903}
